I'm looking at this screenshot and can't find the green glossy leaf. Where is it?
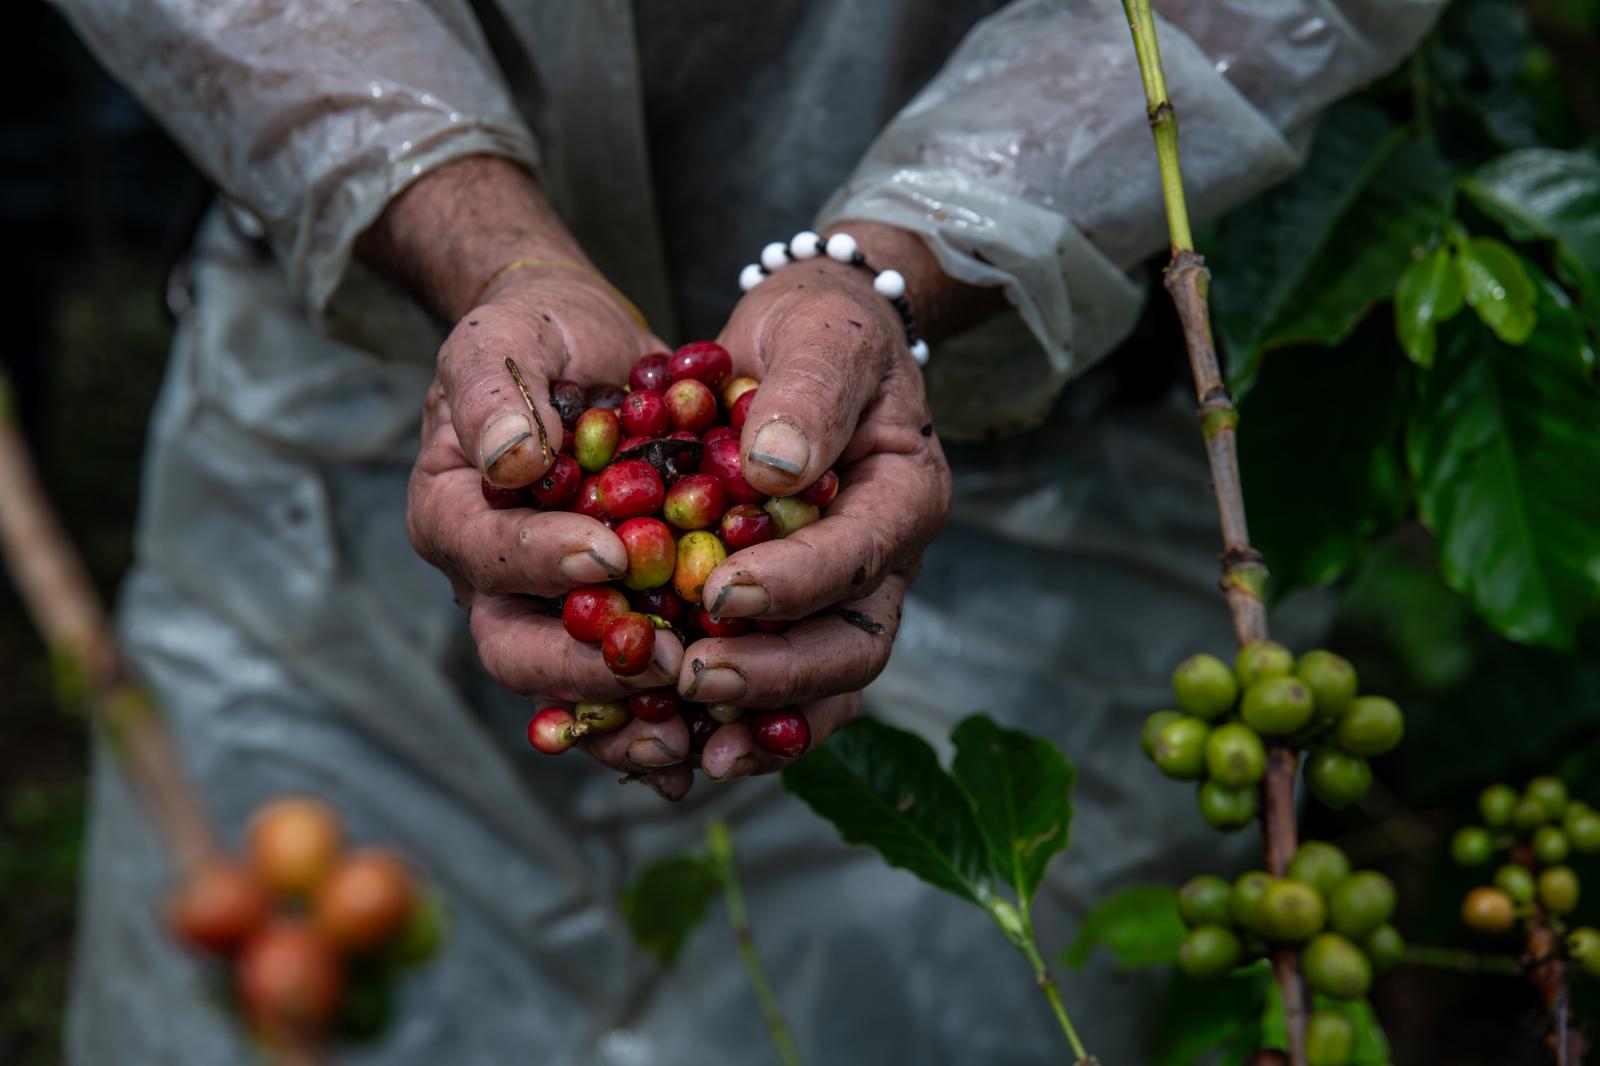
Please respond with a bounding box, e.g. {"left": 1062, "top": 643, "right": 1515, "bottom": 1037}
{"left": 1211, "top": 102, "right": 1453, "bottom": 393}
{"left": 1394, "top": 245, "right": 1464, "bottom": 368}
{"left": 949, "top": 715, "right": 1074, "bottom": 911}
{"left": 781, "top": 717, "right": 995, "bottom": 905}
{"left": 619, "top": 854, "right": 720, "bottom": 967}
{"left": 1463, "top": 149, "right": 1600, "bottom": 282}
{"left": 1456, "top": 237, "right": 1537, "bottom": 343}
{"left": 1408, "top": 273, "right": 1600, "bottom": 649}
{"left": 1064, "top": 886, "right": 1186, "bottom": 970}
{"left": 1238, "top": 318, "right": 1413, "bottom": 594}
{"left": 1155, "top": 963, "right": 1272, "bottom": 1066}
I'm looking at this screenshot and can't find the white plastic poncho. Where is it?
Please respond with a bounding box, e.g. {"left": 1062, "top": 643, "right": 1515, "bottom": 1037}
{"left": 50, "top": 1, "right": 1442, "bottom": 1063}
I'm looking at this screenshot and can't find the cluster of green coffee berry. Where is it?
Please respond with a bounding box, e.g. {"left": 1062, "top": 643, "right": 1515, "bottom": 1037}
{"left": 1178, "top": 841, "right": 1400, "bottom": 1066}
{"left": 1453, "top": 775, "right": 1600, "bottom": 974}
{"left": 1142, "top": 643, "right": 1403, "bottom": 829}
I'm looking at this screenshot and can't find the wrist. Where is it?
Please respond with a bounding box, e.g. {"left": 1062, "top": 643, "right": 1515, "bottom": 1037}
{"left": 819, "top": 220, "right": 1004, "bottom": 343}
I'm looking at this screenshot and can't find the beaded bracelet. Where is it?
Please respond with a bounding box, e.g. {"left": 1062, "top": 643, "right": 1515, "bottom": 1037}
{"left": 738, "top": 231, "right": 930, "bottom": 366}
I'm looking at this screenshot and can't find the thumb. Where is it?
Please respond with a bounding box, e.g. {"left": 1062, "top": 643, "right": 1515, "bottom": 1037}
{"left": 439, "top": 304, "right": 566, "bottom": 488}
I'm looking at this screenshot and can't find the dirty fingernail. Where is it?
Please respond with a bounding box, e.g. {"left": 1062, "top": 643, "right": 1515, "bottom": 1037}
{"left": 628, "top": 736, "right": 684, "bottom": 767}
{"left": 560, "top": 548, "right": 623, "bottom": 584}
{"left": 749, "top": 420, "right": 809, "bottom": 476}
{"left": 686, "top": 666, "right": 748, "bottom": 703}
{"left": 482, "top": 413, "right": 532, "bottom": 475}
{"left": 708, "top": 754, "right": 761, "bottom": 782}
{"left": 711, "top": 583, "right": 771, "bottom": 618}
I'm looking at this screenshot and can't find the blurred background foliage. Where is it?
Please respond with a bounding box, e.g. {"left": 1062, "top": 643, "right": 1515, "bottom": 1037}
{"left": 4, "top": 0, "right": 1600, "bottom": 1064}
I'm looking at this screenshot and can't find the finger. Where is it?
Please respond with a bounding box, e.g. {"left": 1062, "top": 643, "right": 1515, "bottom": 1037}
{"left": 700, "top": 448, "right": 943, "bottom": 619}
{"left": 438, "top": 304, "right": 566, "bottom": 487}
{"left": 678, "top": 575, "right": 905, "bottom": 707}
{"left": 727, "top": 288, "right": 893, "bottom": 496}
{"left": 581, "top": 713, "right": 691, "bottom": 770}
{"left": 700, "top": 694, "right": 859, "bottom": 780}
{"left": 410, "top": 457, "right": 626, "bottom": 596}
{"left": 641, "top": 764, "right": 693, "bottom": 802}
{"left": 471, "top": 596, "right": 683, "bottom": 701}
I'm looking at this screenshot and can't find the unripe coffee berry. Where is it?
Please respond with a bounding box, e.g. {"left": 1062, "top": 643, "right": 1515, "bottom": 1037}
{"left": 722, "top": 375, "right": 759, "bottom": 408}
{"left": 1305, "top": 748, "right": 1372, "bottom": 810}
{"left": 1287, "top": 842, "right": 1353, "bottom": 900}
{"left": 1178, "top": 875, "right": 1234, "bottom": 929}
{"left": 1140, "top": 710, "right": 1185, "bottom": 760}
{"left": 1539, "top": 866, "right": 1580, "bottom": 915}
{"left": 1232, "top": 871, "right": 1274, "bottom": 932}
{"left": 1204, "top": 722, "right": 1266, "bottom": 787}
{"left": 1259, "top": 879, "right": 1326, "bottom": 943}
{"left": 720, "top": 504, "right": 777, "bottom": 551}
{"left": 602, "top": 613, "right": 655, "bottom": 676}
{"left": 662, "top": 473, "right": 729, "bottom": 531}
{"left": 617, "top": 517, "right": 676, "bottom": 590}
{"left": 1171, "top": 653, "right": 1239, "bottom": 720}
{"left": 707, "top": 702, "right": 744, "bottom": 724}
{"left": 1461, "top": 886, "right": 1516, "bottom": 933}
{"left": 1198, "top": 780, "right": 1258, "bottom": 832}
{"left": 1235, "top": 640, "right": 1294, "bottom": 687}
{"left": 1152, "top": 717, "right": 1210, "bottom": 780}
{"left": 1364, "top": 923, "right": 1404, "bottom": 974}
{"left": 574, "top": 408, "right": 621, "bottom": 472}
{"left": 764, "top": 495, "right": 821, "bottom": 538}
{"left": 1567, "top": 927, "right": 1600, "bottom": 977}
{"left": 673, "top": 531, "right": 728, "bottom": 603}
{"left": 1302, "top": 933, "right": 1372, "bottom": 1000}
{"left": 481, "top": 479, "right": 532, "bottom": 510}
{"left": 1479, "top": 783, "right": 1517, "bottom": 828}
{"left": 1327, "top": 871, "right": 1395, "bottom": 940}
{"left": 1295, "top": 650, "right": 1357, "bottom": 722}
{"left": 1240, "top": 676, "right": 1314, "bottom": 735}
{"left": 1528, "top": 775, "right": 1569, "bottom": 820}
{"left": 1332, "top": 695, "right": 1404, "bottom": 756}
{"left": 1305, "top": 1010, "right": 1355, "bottom": 1066}
{"left": 1178, "top": 924, "right": 1241, "bottom": 979}
{"left": 1494, "top": 863, "right": 1536, "bottom": 904}
{"left": 1569, "top": 812, "right": 1600, "bottom": 854}
{"left": 1534, "top": 825, "right": 1571, "bottom": 865}
{"left": 528, "top": 707, "right": 578, "bottom": 754}
{"left": 1451, "top": 826, "right": 1494, "bottom": 867}
{"left": 1513, "top": 794, "right": 1548, "bottom": 832}
{"left": 574, "top": 700, "right": 631, "bottom": 736}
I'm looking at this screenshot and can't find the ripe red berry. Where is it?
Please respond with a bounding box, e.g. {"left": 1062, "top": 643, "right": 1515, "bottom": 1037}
{"left": 702, "top": 426, "right": 739, "bottom": 447}
{"left": 562, "top": 585, "right": 630, "bottom": 644}
{"left": 693, "top": 606, "right": 750, "bottom": 638}
{"left": 603, "top": 612, "right": 656, "bottom": 676}
{"left": 670, "top": 341, "right": 733, "bottom": 388}
{"left": 529, "top": 454, "right": 581, "bottom": 508}
{"left": 702, "top": 437, "right": 764, "bottom": 503}
{"left": 798, "top": 469, "right": 839, "bottom": 507}
{"left": 527, "top": 706, "right": 578, "bottom": 754}
{"left": 481, "top": 478, "right": 532, "bottom": 510}
{"left": 663, "top": 473, "right": 729, "bottom": 531}
{"left": 664, "top": 378, "right": 719, "bottom": 434}
{"left": 572, "top": 475, "right": 607, "bottom": 521}
{"left": 684, "top": 706, "right": 719, "bottom": 754}
{"left": 236, "top": 920, "right": 343, "bottom": 1034}
{"left": 628, "top": 353, "right": 673, "bottom": 394}
{"left": 628, "top": 689, "right": 680, "bottom": 723}
{"left": 668, "top": 429, "right": 701, "bottom": 443}
{"left": 168, "top": 862, "right": 271, "bottom": 955}
{"left": 616, "top": 517, "right": 676, "bottom": 590}
{"left": 633, "top": 586, "right": 690, "bottom": 626}
{"left": 584, "top": 383, "right": 627, "bottom": 410}
{"left": 729, "top": 389, "right": 756, "bottom": 432}
{"left": 549, "top": 379, "right": 586, "bottom": 430}
{"left": 620, "top": 389, "right": 671, "bottom": 438}
{"left": 719, "top": 503, "right": 777, "bottom": 550}
{"left": 751, "top": 708, "right": 811, "bottom": 758}
{"left": 598, "top": 459, "right": 665, "bottom": 519}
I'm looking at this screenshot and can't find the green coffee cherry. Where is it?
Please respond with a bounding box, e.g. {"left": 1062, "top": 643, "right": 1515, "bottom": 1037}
{"left": 1462, "top": 886, "right": 1517, "bottom": 933}
{"left": 1540, "top": 866, "right": 1580, "bottom": 915}
{"left": 1364, "top": 923, "right": 1405, "bottom": 974}
{"left": 1140, "top": 710, "right": 1184, "bottom": 760}
{"left": 1235, "top": 641, "right": 1294, "bottom": 687}
{"left": 1569, "top": 812, "right": 1600, "bottom": 854}
{"left": 1198, "top": 780, "right": 1259, "bottom": 831}
{"left": 1153, "top": 717, "right": 1211, "bottom": 780}
{"left": 1302, "top": 933, "right": 1372, "bottom": 1000}
{"left": 1534, "top": 826, "right": 1571, "bottom": 866}
{"left": 1306, "top": 748, "right": 1372, "bottom": 810}
{"left": 1178, "top": 924, "right": 1242, "bottom": 979}
{"left": 1332, "top": 695, "right": 1404, "bottom": 757}
{"left": 1286, "top": 842, "right": 1352, "bottom": 900}
{"left": 1240, "top": 677, "right": 1315, "bottom": 736}
{"left": 1567, "top": 927, "right": 1600, "bottom": 978}
{"left": 1513, "top": 795, "right": 1549, "bottom": 832}
{"left": 1295, "top": 650, "right": 1358, "bottom": 722}
{"left": 1306, "top": 1009, "right": 1356, "bottom": 1066}
{"left": 1328, "top": 871, "right": 1396, "bottom": 940}
{"left": 1232, "top": 871, "right": 1274, "bottom": 932}
{"left": 385, "top": 892, "right": 447, "bottom": 968}
{"left": 1450, "top": 827, "right": 1493, "bottom": 867}
{"left": 1259, "top": 879, "right": 1326, "bottom": 943}
{"left": 1479, "top": 783, "right": 1517, "bottom": 829}
{"left": 1205, "top": 723, "right": 1267, "bottom": 787}
{"left": 1527, "top": 776, "right": 1569, "bottom": 821}
{"left": 1172, "top": 654, "right": 1239, "bottom": 720}
{"left": 1494, "top": 863, "right": 1536, "bottom": 904}
{"left": 1566, "top": 800, "right": 1596, "bottom": 829}
{"left": 1178, "top": 876, "right": 1235, "bottom": 929}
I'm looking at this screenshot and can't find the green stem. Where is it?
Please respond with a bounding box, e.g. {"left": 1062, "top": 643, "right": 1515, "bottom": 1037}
{"left": 707, "top": 821, "right": 805, "bottom": 1066}
{"left": 1003, "top": 904, "right": 1092, "bottom": 1064}
{"left": 1403, "top": 944, "right": 1521, "bottom": 976}
{"left": 1121, "top": 0, "right": 1193, "bottom": 252}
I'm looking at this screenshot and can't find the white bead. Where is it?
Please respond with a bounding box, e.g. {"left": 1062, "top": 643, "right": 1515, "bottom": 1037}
{"left": 873, "top": 269, "right": 906, "bottom": 299}
{"left": 825, "top": 232, "right": 857, "bottom": 262}
{"left": 760, "top": 242, "right": 790, "bottom": 272}
{"left": 738, "top": 263, "right": 766, "bottom": 292}
{"left": 789, "top": 231, "right": 822, "bottom": 260}
{"left": 910, "top": 339, "right": 930, "bottom": 366}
